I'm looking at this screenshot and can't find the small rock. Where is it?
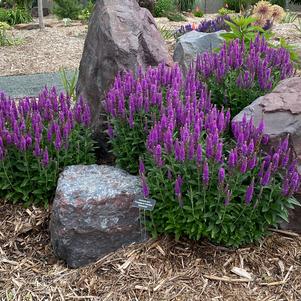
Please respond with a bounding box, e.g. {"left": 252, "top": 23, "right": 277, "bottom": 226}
{"left": 173, "top": 30, "right": 225, "bottom": 75}
{"left": 233, "top": 77, "right": 301, "bottom": 233}
{"left": 50, "top": 165, "right": 143, "bottom": 268}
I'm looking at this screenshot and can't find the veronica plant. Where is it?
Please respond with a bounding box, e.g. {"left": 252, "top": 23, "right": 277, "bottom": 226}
{"left": 0, "top": 87, "right": 96, "bottom": 206}
{"left": 174, "top": 15, "right": 232, "bottom": 38}
{"left": 196, "top": 35, "right": 293, "bottom": 116}
{"left": 104, "top": 64, "right": 186, "bottom": 174}
{"left": 141, "top": 68, "right": 300, "bottom": 247}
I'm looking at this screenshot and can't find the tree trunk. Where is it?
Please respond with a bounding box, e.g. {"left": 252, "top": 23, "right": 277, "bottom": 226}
{"left": 38, "top": 0, "right": 45, "bottom": 30}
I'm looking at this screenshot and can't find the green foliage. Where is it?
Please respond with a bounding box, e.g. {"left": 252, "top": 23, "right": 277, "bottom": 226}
{"left": 293, "top": 18, "right": 301, "bottom": 33}
{"left": 154, "top": 0, "right": 176, "bottom": 17}
{"left": 0, "top": 90, "right": 96, "bottom": 207}
{"left": 159, "top": 25, "right": 174, "bottom": 40}
{"left": 59, "top": 68, "right": 79, "bottom": 99}
{"left": 145, "top": 151, "right": 300, "bottom": 247}
{"left": 0, "top": 127, "right": 96, "bottom": 207}
{"left": 176, "top": 0, "right": 195, "bottom": 11}
{"left": 270, "top": 0, "right": 286, "bottom": 7}
{"left": 0, "top": 21, "right": 23, "bottom": 46}
{"left": 78, "top": 0, "right": 94, "bottom": 23}
{"left": 224, "top": 0, "right": 258, "bottom": 12}
{"left": 166, "top": 11, "right": 186, "bottom": 21}
{"left": 53, "top": 0, "right": 82, "bottom": 20}
{"left": 282, "top": 11, "right": 298, "bottom": 23}
{"left": 220, "top": 16, "right": 272, "bottom": 46}
{"left": 193, "top": 10, "right": 204, "bottom": 18}
{"left": 218, "top": 7, "right": 235, "bottom": 16}
{"left": 0, "top": 7, "right": 32, "bottom": 25}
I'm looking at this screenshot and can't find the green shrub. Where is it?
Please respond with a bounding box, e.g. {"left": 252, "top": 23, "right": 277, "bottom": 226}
{"left": 0, "top": 7, "right": 32, "bottom": 25}
{"left": 0, "top": 88, "right": 96, "bottom": 206}
{"left": 53, "top": 0, "right": 82, "bottom": 20}
{"left": 224, "top": 0, "right": 258, "bottom": 12}
{"left": 193, "top": 9, "right": 204, "bottom": 18}
{"left": 218, "top": 7, "right": 235, "bottom": 16}
{"left": 176, "top": 0, "right": 195, "bottom": 11}
{"left": 78, "top": 0, "right": 94, "bottom": 23}
{"left": 154, "top": 0, "right": 176, "bottom": 17}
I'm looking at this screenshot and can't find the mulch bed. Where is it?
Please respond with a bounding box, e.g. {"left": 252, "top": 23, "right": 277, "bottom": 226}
{"left": 1, "top": 200, "right": 301, "bottom": 300}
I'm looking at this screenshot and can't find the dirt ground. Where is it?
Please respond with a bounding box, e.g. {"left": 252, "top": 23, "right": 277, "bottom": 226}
{"left": 0, "top": 15, "right": 300, "bottom": 77}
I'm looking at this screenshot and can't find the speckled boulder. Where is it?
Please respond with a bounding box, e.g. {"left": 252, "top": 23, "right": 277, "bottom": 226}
{"left": 50, "top": 165, "right": 142, "bottom": 268}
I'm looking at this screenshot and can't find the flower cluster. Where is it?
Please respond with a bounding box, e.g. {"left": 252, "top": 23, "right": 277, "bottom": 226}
{"left": 104, "top": 64, "right": 186, "bottom": 174}
{"left": 252, "top": 1, "right": 285, "bottom": 27}
{"left": 174, "top": 15, "right": 231, "bottom": 38}
{"left": 0, "top": 87, "right": 95, "bottom": 205}
{"left": 0, "top": 87, "right": 90, "bottom": 162}
{"left": 142, "top": 67, "right": 300, "bottom": 246}
{"left": 195, "top": 35, "right": 293, "bottom": 115}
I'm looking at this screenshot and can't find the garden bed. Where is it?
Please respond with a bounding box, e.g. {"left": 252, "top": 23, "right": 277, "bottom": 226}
{"left": 1, "top": 200, "right": 301, "bottom": 300}
{"left": 1, "top": 15, "right": 301, "bottom": 77}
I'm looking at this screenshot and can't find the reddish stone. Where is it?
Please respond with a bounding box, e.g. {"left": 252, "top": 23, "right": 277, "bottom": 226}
{"left": 50, "top": 165, "right": 143, "bottom": 268}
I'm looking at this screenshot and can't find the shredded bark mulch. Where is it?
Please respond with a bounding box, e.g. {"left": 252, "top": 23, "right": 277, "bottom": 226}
{"left": 1, "top": 200, "right": 301, "bottom": 300}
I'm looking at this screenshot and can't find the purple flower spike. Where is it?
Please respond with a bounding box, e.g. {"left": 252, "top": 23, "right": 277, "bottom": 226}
{"left": 142, "top": 177, "right": 150, "bottom": 198}
{"left": 245, "top": 179, "right": 254, "bottom": 205}
{"left": 218, "top": 167, "right": 225, "bottom": 186}
{"left": 139, "top": 159, "right": 145, "bottom": 175}
{"left": 203, "top": 160, "right": 209, "bottom": 186}
{"left": 42, "top": 148, "right": 49, "bottom": 167}
{"left": 261, "top": 164, "right": 272, "bottom": 186}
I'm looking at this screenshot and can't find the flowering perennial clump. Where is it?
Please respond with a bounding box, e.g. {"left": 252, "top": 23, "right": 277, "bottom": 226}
{"left": 105, "top": 60, "right": 300, "bottom": 247}
{"left": 0, "top": 87, "right": 96, "bottom": 206}
{"left": 105, "top": 64, "right": 186, "bottom": 174}
{"left": 196, "top": 35, "right": 293, "bottom": 115}
{"left": 141, "top": 68, "right": 300, "bottom": 247}
{"left": 174, "top": 15, "right": 231, "bottom": 38}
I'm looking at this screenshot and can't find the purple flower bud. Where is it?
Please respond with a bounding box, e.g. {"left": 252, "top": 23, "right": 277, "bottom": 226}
{"left": 175, "top": 175, "right": 183, "bottom": 197}
{"left": 196, "top": 144, "right": 202, "bottom": 166}
{"left": 245, "top": 179, "right": 254, "bottom": 204}
{"left": 142, "top": 177, "right": 149, "bottom": 198}
{"left": 139, "top": 159, "right": 145, "bottom": 175}
{"left": 228, "top": 149, "right": 237, "bottom": 168}
{"left": 42, "top": 148, "right": 49, "bottom": 167}
{"left": 203, "top": 160, "right": 209, "bottom": 186}
{"left": 261, "top": 164, "right": 272, "bottom": 186}
{"left": 240, "top": 158, "right": 248, "bottom": 174}
{"left": 218, "top": 167, "right": 225, "bottom": 185}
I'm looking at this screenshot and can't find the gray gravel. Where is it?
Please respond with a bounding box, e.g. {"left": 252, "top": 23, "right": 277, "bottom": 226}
{"left": 0, "top": 70, "right": 76, "bottom": 98}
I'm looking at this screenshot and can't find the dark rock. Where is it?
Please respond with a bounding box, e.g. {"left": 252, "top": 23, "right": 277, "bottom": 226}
{"left": 50, "top": 165, "right": 143, "bottom": 268}
{"left": 136, "top": 0, "right": 156, "bottom": 14}
{"left": 31, "top": 7, "right": 50, "bottom": 18}
{"left": 233, "top": 77, "right": 301, "bottom": 233}
{"left": 76, "top": 0, "right": 173, "bottom": 150}
{"left": 173, "top": 30, "right": 225, "bottom": 75}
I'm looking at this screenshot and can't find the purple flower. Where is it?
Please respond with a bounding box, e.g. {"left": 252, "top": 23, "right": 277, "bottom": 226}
{"left": 139, "top": 159, "right": 145, "bottom": 175}
{"left": 218, "top": 167, "right": 225, "bottom": 185}
{"left": 142, "top": 177, "right": 149, "bottom": 198}
{"left": 203, "top": 160, "right": 209, "bottom": 186}
{"left": 261, "top": 164, "right": 272, "bottom": 186}
{"left": 42, "top": 148, "right": 49, "bottom": 167}
{"left": 245, "top": 179, "right": 254, "bottom": 204}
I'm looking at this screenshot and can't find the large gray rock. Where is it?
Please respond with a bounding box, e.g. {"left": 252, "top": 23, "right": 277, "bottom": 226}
{"left": 50, "top": 165, "right": 143, "bottom": 268}
{"left": 233, "top": 77, "right": 301, "bottom": 233}
{"left": 173, "top": 30, "right": 225, "bottom": 75}
{"left": 76, "top": 0, "right": 172, "bottom": 148}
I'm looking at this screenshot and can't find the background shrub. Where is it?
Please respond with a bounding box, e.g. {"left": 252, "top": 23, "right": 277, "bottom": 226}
{"left": 53, "top": 0, "right": 82, "bottom": 20}
{"left": 0, "top": 7, "right": 32, "bottom": 25}
{"left": 0, "top": 87, "right": 96, "bottom": 206}
{"left": 154, "top": 0, "right": 175, "bottom": 17}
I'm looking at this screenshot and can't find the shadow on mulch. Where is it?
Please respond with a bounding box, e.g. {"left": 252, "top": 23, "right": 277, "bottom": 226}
{"left": 1, "top": 200, "right": 301, "bottom": 301}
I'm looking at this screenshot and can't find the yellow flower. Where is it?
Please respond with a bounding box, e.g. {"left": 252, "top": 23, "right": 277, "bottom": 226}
{"left": 271, "top": 4, "right": 286, "bottom": 23}
{"left": 253, "top": 1, "right": 272, "bottom": 19}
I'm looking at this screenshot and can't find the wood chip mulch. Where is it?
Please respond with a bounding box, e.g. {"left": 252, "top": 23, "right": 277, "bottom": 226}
{"left": 1, "top": 200, "right": 301, "bottom": 300}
